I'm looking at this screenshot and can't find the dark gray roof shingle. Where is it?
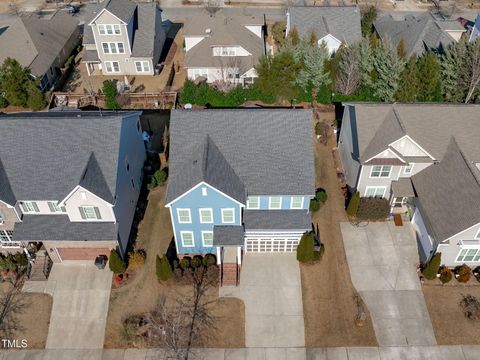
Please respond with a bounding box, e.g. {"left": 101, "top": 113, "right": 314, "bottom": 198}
{"left": 288, "top": 6, "right": 361, "bottom": 45}
{"left": 0, "top": 111, "right": 140, "bottom": 205}
{"left": 412, "top": 138, "right": 480, "bottom": 242}
{"left": 391, "top": 178, "right": 415, "bottom": 197}
{"left": 131, "top": 3, "right": 165, "bottom": 60}
{"left": 165, "top": 109, "right": 315, "bottom": 204}
{"left": 213, "top": 225, "right": 244, "bottom": 246}
{"left": 12, "top": 215, "right": 117, "bottom": 241}
{"left": 244, "top": 210, "right": 311, "bottom": 230}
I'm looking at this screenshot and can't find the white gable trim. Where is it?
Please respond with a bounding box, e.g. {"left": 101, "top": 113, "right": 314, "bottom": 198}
{"left": 58, "top": 185, "right": 114, "bottom": 207}
{"left": 0, "top": 199, "right": 14, "bottom": 208}
{"left": 89, "top": 8, "right": 127, "bottom": 26}
{"left": 319, "top": 34, "right": 341, "bottom": 45}
{"left": 165, "top": 181, "right": 245, "bottom": 208}
{"left": 441, "top": 221, "right": 480, "bottom": 243}
{"left": 364, "top": 148, "right": 406, "bottom": 164}
{"left": 389, "top": 135, "right": 436, "bottom": 160}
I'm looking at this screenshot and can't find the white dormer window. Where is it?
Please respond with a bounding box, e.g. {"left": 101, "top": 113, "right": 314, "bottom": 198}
{"left": 213, "top": 47, "right": 237, "bottom": 56}
{"left": 22, "top": 202, "right": 39, "bottom": 213}
{"left": 79, "top": 206, "right": 101, "bottom": 220}
{"left": 404, "top": 163, "right": 414, "bottom": 175}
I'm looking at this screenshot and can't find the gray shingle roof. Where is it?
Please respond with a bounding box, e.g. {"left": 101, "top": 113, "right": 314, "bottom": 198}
{"left": 412, "top": 138, "right": 480, "bottom": 242}
{"left": 0, "top": 12, "right": 79, "bottom": 77}
{"left": 101, "top": 0, "right": 136, "bottom": 24}
{"left": 165, "top": 109, "right": 315, "bottom": 204}
{"left": 288, "top": 6, "right": 361, "bottom": 45}
{"left": 213, "top": 225, "right": 244, "bottom": 246}
{"left": 131, "top": 3, "right": 165, "bottom": 60}
{"left": 12, "top": 215, "right": 117, "bottom": 241}
{"left": 0, "top": 111, "right": 140, "bottom": 205}
{"left": 391, "top": 178, "right": 415, "bottom": 197}
{"left": 244, "top": 210, "right": 311, "bottom": 230}
{"left": 184, "top": 10, "right": 264, "bottom": 73}
{"left": 165, "top": 135, "right": 246, "bottom": 205}
{"left": 374, "top": 12, "right": 459, "bottom": 57}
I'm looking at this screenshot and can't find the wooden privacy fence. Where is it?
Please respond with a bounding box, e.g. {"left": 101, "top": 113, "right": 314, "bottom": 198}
{"left": 49, "top": 92, "right": 177, "bottom": 110}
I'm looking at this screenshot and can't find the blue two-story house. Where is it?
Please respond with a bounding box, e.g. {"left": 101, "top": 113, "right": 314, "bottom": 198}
{"left": 165, "top": 109, "right": 315, "bottom": 284}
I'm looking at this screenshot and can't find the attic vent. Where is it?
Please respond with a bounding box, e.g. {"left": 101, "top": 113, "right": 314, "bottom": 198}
{"left": 205, "top": 28, "right": 211, "bottom": 34}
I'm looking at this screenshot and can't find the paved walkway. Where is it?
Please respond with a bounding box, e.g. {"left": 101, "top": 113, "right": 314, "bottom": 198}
{"left": 340, "top": 222, "right": 436, "bottom": 347}
{"left": 220, "top": 253, "right": 305, "bottom": 348}
{"left": 24, "top": 263, "right": 113, "bottom": 349}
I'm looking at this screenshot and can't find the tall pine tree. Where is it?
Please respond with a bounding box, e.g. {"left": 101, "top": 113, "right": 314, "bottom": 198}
{"left": 372, "top": 40, "right": 405, "bottom": 102}
{"left": 417, "top": 52, "right": 441, "bottom": 102}
{"left": 395, "top": 56, "right": 419, "bottom": 102}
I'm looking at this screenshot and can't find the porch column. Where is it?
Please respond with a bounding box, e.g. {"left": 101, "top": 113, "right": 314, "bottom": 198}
{"left": 237, "top": 246, "right": 242, "bottom": 265}
{"left": 86, "top": 63, "right": 91, "bottom": 77}
{"left": 216, "top": 246, "right": 222, "bottom": 265}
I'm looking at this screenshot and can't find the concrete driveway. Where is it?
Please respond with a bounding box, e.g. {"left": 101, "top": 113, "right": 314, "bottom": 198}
{"left": 220, "top": 254, "right": 304, "bottom": 348}
{"left": 341, "top": 222, "right": 436, "bottom": 347}
{"left": 44, "top": 263, "right": 113, "bottom": 349}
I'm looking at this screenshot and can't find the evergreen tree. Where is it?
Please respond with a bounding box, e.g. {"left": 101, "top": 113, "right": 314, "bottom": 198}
{"left": 293, "top": 40, "right": 331, "bottom": 91}
{"left": 309, "top": 31, "right": 318, "bottom": 46}
{"left": 0, "top": 58, "right": 31, "bottom": 107}
{"left": 441, "top": 39, "right": 467, "bottom": 102}
{"left": 108, "top": 249, "right": 126, "bottom": 274}
{"left": 26, "top": 81, "right": 46, "bottom": 110}
{"left": 357, "top": 38, "right": 374, "bottom": 87}
{"left": 372, "top": 39, "right": 405, "bottom": 101}
{"left": 361, "top": 6, "right": 377, "bottom": 37}
{"left": 286, "top": 26, "right": 300, "bottom": 47}
{"left": 396, "top": 38, "right": 407, "bottom": 59}
{"left": 417, "top": 52, "right": 441, "bottom": 102}
{"left": 369, "top": 32, "right": 379, "bottom": 49}
{"left": 395, "top": 56, "right": 419, "bottom": 102}
{"left": 156, "top": 255, "right": 173, "bottom": 281}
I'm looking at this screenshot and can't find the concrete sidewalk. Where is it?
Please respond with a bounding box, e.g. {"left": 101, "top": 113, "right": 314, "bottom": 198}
{"left": 3, "top": 346, "right": 480, "bottom": 360}
{"left": 341, "top": 222, "right": 436, "bottom": 347}
{"left": 220, "top": 253, "right": 305, "bottom": 348}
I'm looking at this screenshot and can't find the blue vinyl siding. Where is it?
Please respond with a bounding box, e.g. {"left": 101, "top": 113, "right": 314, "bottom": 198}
{"left": 170, "top": 183, "right": 242, "bottom": 254}
{"left": 248, "top": 196, "right": 311, "bottom": 210}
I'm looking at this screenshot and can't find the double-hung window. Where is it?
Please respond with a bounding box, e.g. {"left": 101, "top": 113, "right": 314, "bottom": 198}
{"left": 370, "top": 165, "right": 392, "bottom": 178}
{"left": 135, "top": 61, "right": 150, "bottom": 73}
{"left": 79, "top": 206, "right": 101, "bottom": 220}
{"left": 181, "top": 231, "right": 194, "bottom": 247}
{"left": 22, "top": 201, "right": 39, "bottom": 213}
{"left": 221, "top": 208, "right": 235, "bottom": 223}
{"left": 101, "top": 43, "right": 125, "bottom": 54}
{"left": 202, "top": 231, "right": 213, "bottom": 247}
{"left": 404, "top": 163, "right": 414, "bottom": 175}
{"left": 199, "top": 208, "right": 213, "bottom": 223}
{"left": 290, "top": 196, "right": 304, "bottom": 209}
{"left": 247, "top": 196, "right": 259, "bottom": 209}
{"left": 0, "top": 211, "right": 4, "bottom": 224}
{"left": 48, "top": 201, "right": 65, "bottom": 213}
{"left": 365, "top": 187, "right": 386, "bottom": 198}
{"left": 269, "top": 196, "right": 282, "bottom": 209}
{"left": 98, "top": 24, "right": 121, "bottom": 35}
{"left": 456, "top": 248, "right": 480, "bottom": 262}
{"left": 104, "top": 61, "right": 120, "bottom": 73}
{"left": 177, "top": 209, "right": 191, "bottom": 224}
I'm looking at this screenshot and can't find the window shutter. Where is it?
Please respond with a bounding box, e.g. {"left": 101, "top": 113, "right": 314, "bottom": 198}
{"left": 32, "top": 202, "right": 40, "bottom": 212}
{"left": 79, "top": 207, "right": 86, "bottom": 219}
{"left": 61, "top": 206, "right": 66, "bottom": 213}
{"left": 48, "top": 202, "right": 55, "bottom": 212}
{"left": 94, "top": 207, "right": 102, "bottom": 219}
{"left": 19, "top": 202, "right": 26, "bottom": 212}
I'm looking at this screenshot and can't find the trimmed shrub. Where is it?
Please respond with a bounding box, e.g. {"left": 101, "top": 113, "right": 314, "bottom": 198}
{"left": 191, "top": 256, "right": 203, "bottom": 268}
{"left": 128, "top": 250, "right": 146, "bottom": 271}
{"left": 309, "top": 198, "right": 320, "bottom": 212}
{"left": 357, "top": 197, "right": 390, "bottom": 221}
{"left": 103, "top": 80, "right": 120, "bottom": 110}
{"left": 316, "top": 190, "right": 327, "bottom": 203}
{"left": 422, "top": 253, "right": 441, "bottom": 280}
{"left": 346, "top": 192, "right": 360, "bottom": 216}
{"left": 297, "top": 232, "right": 315, "bottom": 263}
{"left": 455, "top": 264, "right": 472, "bottom": 283}
{"left": 109, "top": 249, "right": 126, "bottom": 274}
{"left": 439, "top": 266, "right": 453, "bottom": 284}
{"left": 156, "top": 255, "right": 173, "bottom": 281}
{"left": 179, "top": 257, "right": 191, "bottom": 270}
{"left": 313, "top": 244, "right": 325, "bottom": 261}
{"left": 154, "top": 169, "right": 167, "bottom": 185}
{"left": 203, "top": 254, "right": 216, "bottom": 267}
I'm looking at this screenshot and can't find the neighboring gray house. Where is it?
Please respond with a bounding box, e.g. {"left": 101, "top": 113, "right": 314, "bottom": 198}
{"left": 184, "top": 9, "right": 265, "bottom": 86}
{"left": 338, "top": 103, "right": 480, "bottom": 267}
{"left": 0, "top": 12, "right": 80, "bottom": 90}
{"left": 374, "top": 12, "right": 466, "bottom": 57}
{"left": 82, "top": 0, "right": 166, "bottom": 76}
{"left": 0, "top": 111, "right": 146, "bottom": 262}
{"left": 470, "top": 14, "right": 480, "bottom": 42}
{"left": 165, "top": 109, "right": 315, "bottom": 284}
{"left": 286, "top": 6, "right": 362, "bottom": 54}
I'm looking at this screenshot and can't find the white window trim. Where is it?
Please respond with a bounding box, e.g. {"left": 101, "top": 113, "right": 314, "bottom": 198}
{"left": 101, "top": 42, "right": 125, "bottom": 54}
{"left": 177, "top": 208, "right": 192, "bottom": 224}
{"left": 364, "top": 186, "right": 387, "bottom": 198}
{"left": 135, "top": 61, "right": 150, "bottom": 73}
{"left": 369, "top": 165, "right": 392, "bottom": 178}
{"left": 404, "top": 163, "right": 414, "bottom": 175}
{"left": 180, "top": 231, "right": 195, "bottom": 248}
{"left": 455, "top": 248, "right": 480, "bottom": 263}
{"left": 104, "top": 61, "right": 120, "bottom": 73}
{"left": 268, "top": 196, "right": 282, "bottom": 210}
{"left": 290, "top": 196, "right": 304, "bottom": 209}
{"left": 80, "top": 205, "right": 100, "bottom": 220}
{"left": 201, "top": 231, "right": 214, "bottom": 247}
{"left": 22, "top": 201, "right": 39, "bottom": 213}
{"left": 98, "top": 24, "right": 121, "bottom": 35}
{"left": 221, "top": 208, "right": 235, "bottom": 224}
{"left": 198, "top": 208, "right": 213, "bottom": 224}
{"left": 0, "top": 211, "right": 4, "bottom": 225}
{"left": 247, "top": 196, "right": 260, "bottom": 209}
{"left": 48, "top": 201, "right": 64, "bottom": 213}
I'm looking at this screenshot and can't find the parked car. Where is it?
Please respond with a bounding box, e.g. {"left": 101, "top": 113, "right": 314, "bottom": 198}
{"left": 61, "top": 5, "right": 79, "bottom": 14}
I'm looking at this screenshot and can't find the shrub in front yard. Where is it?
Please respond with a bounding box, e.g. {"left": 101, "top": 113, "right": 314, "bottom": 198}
{"left": 147, "top": 169, "right": 167, "bottom": 190}
{"left": 309, "top": 198, "right": 320, "bottom": 212}
{"left": 459, "top": 294, "right": 480, "bottom": 320}
{"left": 439, "top": 266, "right": 453, "bottom": 284}
{"left": 156, "top": 255, "right": 173, "bottom": 281}
{"left": 179, "top": 257, "right": 191, "bottom": 270}
{"left": 357, "top": 197, "right": 390, "bottom": 221}
{"left": 103, "top": 80, "right": 120, "bottom": 110}
{"left": 128, "top": 250, "right": 146, "bottom": 271}
{"left": 0, "top": 95, "right": 8, "bottom": 108}
{"left": 455, "top": 264, "right": 472, "bottom": 283}
{"left": 109, "top": 249, "right": 126, "bottom": 274}
{"left": 422, "top": 253, "right": 442, "bottom": 280}
{"left": 191, "top": 256, "right": 203, "bottom": 268}
{"left": 203, "top": 254, "right": 216, "bottom": 267}
{"left": 346, "top": 192, "right": 360, "bottom": 216}
{"left": 297, "top": 232, "right": 322, "bottom": 263}
{"left": 316, "top": 190, "right": 327, "bottom": 204}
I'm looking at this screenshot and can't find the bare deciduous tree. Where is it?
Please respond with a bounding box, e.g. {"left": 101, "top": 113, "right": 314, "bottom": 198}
{"left": 335, "top": 46, "right": 361, "bottom": 96}
{"left": 214, "top": 56, "right": 242, "bottom": 93}
{"left": 0, "top": 276, "right": 29, "bottom": 338}
{"left": 463, "top": 40, "right": 480, "bottom": 103}
{"left": 459, "top": 294, "right": 480, "bottom": 320}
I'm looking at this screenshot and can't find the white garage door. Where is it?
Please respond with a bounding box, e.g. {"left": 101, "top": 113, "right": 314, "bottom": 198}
{"left": 245, "top": 232, "right": 304, "bottom": 252}
{"left": 412, "top": 208, "right": 434, "bottom": 261}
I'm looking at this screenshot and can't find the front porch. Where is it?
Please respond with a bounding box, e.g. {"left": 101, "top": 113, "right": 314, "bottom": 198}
{"left": 390, "top": 178, "right": 416, "bottom": 219}
{"left": 213, "top": 225, "right": 244, "bottom": 287}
